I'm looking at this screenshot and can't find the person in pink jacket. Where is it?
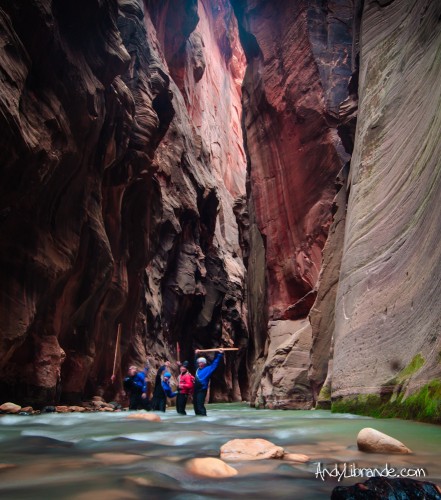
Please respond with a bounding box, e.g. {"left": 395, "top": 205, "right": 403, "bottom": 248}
{"left": 176, "top": 361, "right": 195, "bottom": 415}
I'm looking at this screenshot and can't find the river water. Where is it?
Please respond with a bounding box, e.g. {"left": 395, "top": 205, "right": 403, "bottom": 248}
{"left": 0, "top": 403, "right": 440, "bottom": 499}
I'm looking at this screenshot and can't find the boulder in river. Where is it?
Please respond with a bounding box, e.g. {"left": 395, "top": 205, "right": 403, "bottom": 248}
{"left": 55, "top": 406, "right": 70, "bottom": 413}
{"left": 186, "top": 457, "right": 238, "bottom": 478}
{"left": 331, "top": 477, "right": 441, "bottom": 499}
{"left": 220, "top": 438, "right": 285, "bottom": 461}
{"left": 0, "top": 402, "right": 21, "bottom": 413}
{"left": 126, "top": 413, "right": 161, "bottom": 422}
{"left": 357, "top": 427, "right": 411, "bottom": 454}
{"left": 69, "top": 406, "right": 86, "bottom": 412}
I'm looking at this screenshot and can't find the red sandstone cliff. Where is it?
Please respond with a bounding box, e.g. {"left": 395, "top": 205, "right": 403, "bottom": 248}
{"left": 232, "top": 0, "right": 356, "bottom": 408}
{"left": 0, "top": 0, "right": 247, "bottom": 406}
{"left": 3, "top": 0, "right": 439, "bottom": 423}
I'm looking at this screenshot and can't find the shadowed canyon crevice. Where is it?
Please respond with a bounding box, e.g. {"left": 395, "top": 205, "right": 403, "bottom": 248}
{"left": 1, "top": 0, "right": 440, "bottom": 423}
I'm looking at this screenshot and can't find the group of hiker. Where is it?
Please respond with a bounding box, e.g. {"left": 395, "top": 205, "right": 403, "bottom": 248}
{"left": 122, "top": 349, "right": 224, "bottom": 416}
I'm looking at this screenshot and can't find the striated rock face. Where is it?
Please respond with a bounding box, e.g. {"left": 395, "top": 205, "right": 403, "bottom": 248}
{"left": 232, "top": 0, "right": 356, "bottom": 407}
{"left": 0, "top": 0, "right": 132, "bottom": 405}
{"left": 331, "top": 0, "right": 441, "bottom": 422}
{"left": 256, "top": 319, "right": 313, "bottom": 409}
{"left": 308, "top": 166, "right": 349, "bottom": 407}
{"left": 0, "top": 0, "right": 247, "bottom": 406}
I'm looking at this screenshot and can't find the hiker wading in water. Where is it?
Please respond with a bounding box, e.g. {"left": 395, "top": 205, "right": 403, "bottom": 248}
{"left": 193, "top": 349, "right": 224, "bottom": 416}
{"left": 176, "top": 361, "right": 195, "bottom": 415}
{"left": 151, "top": 362, "right": 177, "bottom": 412}
{"left": 151, "top": 361, "right": 169, "bottom": 411}
{"left": 123, "top": 364, "right": 150, "bottom": 410}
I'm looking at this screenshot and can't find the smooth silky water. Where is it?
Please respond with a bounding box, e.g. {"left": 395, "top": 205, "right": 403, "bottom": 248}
{"left": 0, "top": 403, "right": 440, "bottom": 499}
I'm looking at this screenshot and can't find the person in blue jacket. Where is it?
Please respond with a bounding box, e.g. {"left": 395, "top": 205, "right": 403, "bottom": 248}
{"left": 151, "top": 362, "right": 177, "bottom": 412}
{"left": 193, "top": 348, "right": 224, "bottom": 416}
{"left": 161, "top": 372, "right": 177, "bottom": 401}
{"left": 123, "top": 364, "right": 150, "bottom": 410}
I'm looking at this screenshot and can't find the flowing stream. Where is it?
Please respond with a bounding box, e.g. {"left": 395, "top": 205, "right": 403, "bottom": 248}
{"left": 0, "top": 403, "right": 440, "bottom": 499}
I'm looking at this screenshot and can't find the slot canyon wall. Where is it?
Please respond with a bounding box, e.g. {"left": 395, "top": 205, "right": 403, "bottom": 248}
{"left": 0, "top": 0, "right": 248, "bottom": 406}
{"left": 232, "top": 0, "right": 358, "bottom": 409}
{"left": 235, "top": 0, "right": 441, "bottom": 421}
{"left": 331, "top": 0, "right": 441, "bottom": 422}
{"left": 1, "top": 0, "right": 440, "bottom": 422}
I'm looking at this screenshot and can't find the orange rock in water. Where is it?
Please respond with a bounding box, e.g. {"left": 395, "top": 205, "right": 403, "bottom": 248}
{"left": 0, "top": 463, "right": 17, "bottom": 471}
{"left": 68, "top": 406, "right": 86, "bottom": 412}
{"left": 0, "top": 403, "right": 21, "bottom": 414}
{"left": 126, "top": 413, "right": 161, "bottom": 422}
{"left": 92, "top": 453, "right": 144, "bottom": 465}
{"left": 220, "top": 438, "right": 285, "bottom": 461}
{"left": 186, "top": 457, "right": 238, "bottom": 478}
{"left": 283, "top": 453, "right": 310, "bottom": 463}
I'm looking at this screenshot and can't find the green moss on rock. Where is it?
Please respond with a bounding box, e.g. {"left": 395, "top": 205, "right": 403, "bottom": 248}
{"left": 331, "top": 380, "right": 441, "bottom": 424}
{"left": 318, "top": 384, "right": 331, "bottom": 401}
{"left": 396, "top": 354, "right": 425, "bottom": 381}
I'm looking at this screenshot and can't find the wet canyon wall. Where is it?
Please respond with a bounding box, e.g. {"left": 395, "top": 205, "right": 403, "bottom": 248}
{"left": 236, "top": 0, "right": 441, "bottom": 422}
{"left": 0, "top": 0, "right": 248, "bottom": 405}
{"left": 1, "top": 0, "right": 440, "bottom": 421}
{"left": 331, "top": 0, "right": 441, "bottom": 422}
{"left": 232, "top": 0, "right": 358, "bottom": 409}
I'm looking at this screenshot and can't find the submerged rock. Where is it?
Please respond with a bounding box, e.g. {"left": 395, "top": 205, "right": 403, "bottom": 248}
{"left": 71, "top": 488, "right": 138, "bottom": 500}
{"left": 282, "top": 453, "right": 310, "bottom": 463}
{"left": 126, "top": 413, "right": 161, "bottom": 422}
{"left": 92, "top": 453, "right": 145, "bottom": 466}
{"left": 186, "top": 457, "right": 238, "bottom": 478}
{"left": 331, "top": 477, "right": 441, "bottom": 499}
{"left": 357, "top": 428, "right": 411, "bottom": 454}
{"left": 220, "top": 438, "right": 284, "bottom": 461}
{"left": 0, "top": 463, "right": 17, "bottom": 471}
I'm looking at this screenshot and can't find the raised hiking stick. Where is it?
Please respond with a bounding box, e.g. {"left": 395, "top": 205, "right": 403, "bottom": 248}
{"left": 111, "top": 323, "right": 122, "bottom": 383}
{"left": 177, "top": 341, "right": 181, "bottom": 363}
{"left": 196, "top": 348, "right": 239, "bottom": 352}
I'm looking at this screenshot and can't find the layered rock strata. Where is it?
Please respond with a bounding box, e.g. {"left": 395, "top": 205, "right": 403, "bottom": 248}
{"left": 0, "top": 0, "right": 247, "bottom": 405}
{"left": 232, "top": 0, "right": 356, "bottom": 407}
{"left": 331, "top": 0, "right": 441, "bottom": 423}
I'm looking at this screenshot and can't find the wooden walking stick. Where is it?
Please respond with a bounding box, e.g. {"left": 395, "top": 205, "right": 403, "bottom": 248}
{"left": 196, "top": 348, "right": 239, "bottom": 353}
{"left": 110, "top": 323, "right": 122, "bottom": 383}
